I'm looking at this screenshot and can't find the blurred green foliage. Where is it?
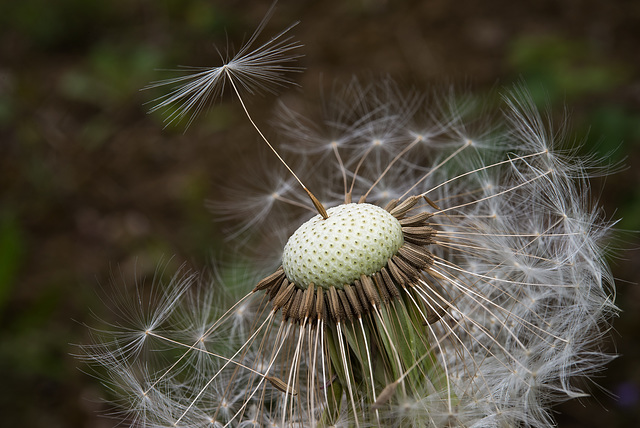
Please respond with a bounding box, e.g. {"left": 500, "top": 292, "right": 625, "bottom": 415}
{"left": 508, "top": 35, "right": 630, "bottom": 103}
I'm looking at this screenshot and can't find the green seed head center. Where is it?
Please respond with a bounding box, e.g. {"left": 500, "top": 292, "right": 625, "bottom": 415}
{"left": 282, "top": 203, "right": 404, "bottom": 289}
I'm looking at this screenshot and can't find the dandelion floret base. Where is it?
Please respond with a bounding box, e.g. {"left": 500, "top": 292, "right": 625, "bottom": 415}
{"left": 282, "top": 203, "right": 404, "bottom": 289}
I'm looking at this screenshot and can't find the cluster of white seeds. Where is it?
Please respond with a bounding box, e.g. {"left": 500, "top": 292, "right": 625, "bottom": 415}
{"left": 281, "top": 203, "right": 404, "bottom": 289}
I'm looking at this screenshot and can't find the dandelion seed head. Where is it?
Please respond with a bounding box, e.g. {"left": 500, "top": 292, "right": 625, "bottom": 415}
{"left": 80, "top": 7, "right": 621, "bottom": 428}
{"left": 281, "top": 203, "right": 404, "bottom": 289}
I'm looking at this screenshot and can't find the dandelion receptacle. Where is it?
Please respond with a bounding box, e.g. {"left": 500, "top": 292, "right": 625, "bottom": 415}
{"left": 81, "top": 6, "right": 618, "bottom": 428}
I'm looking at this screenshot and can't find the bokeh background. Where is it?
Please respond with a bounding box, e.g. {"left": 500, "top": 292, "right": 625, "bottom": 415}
{"left": 1, "top": 0, "right": 639, "bottom": 426}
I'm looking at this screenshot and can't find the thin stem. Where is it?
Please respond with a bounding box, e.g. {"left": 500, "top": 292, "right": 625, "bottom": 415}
{"left": 226, "top": 69, "right": 328, "bottom": 219}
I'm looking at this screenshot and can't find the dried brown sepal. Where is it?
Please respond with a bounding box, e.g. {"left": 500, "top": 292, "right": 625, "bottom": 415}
{"left": 402, "top": 226, "right": 436, "bottom": 246}
{"left": 254, "top": 267, "right": 285, "bottom": 292}
{"left": 425, "top": 303, "right": 449, "bottom": 325}
{"left": 267, "top": 375, "right": 298, "bottom": 396}
{"left": 392, "top": 254, "right": 419, "bottom": 282}
{"left": 387, "top": 258, "right": 408, "bottom": 287}
{"left": 301, "top": 283, "right": 315, "bottom": 320}
{"left": 372, "top": 381, "right": 399, "bottom": 409}
{"left": 328, "top": 286, "right": 343, "bottom": 323}
{"left": 423, "top": 195, "right": 441, "bottom": 210}
{"left": 390, "top": 195, "right": 420, "bottom": 218}
{"left": 353, "top": 279, "right": 371, "bottom": 312}
{"left": 292, "top": 289, "right": 304, "bottom": 320}
{"left": 398, "top": 211, "right": 433, "bottom": 227}
{"left": 306, "top": 189, "right": 328, "bottom": 220}
{"left": 373, "top": 271, "right": 391, "bottom": 304}
{"left": 397, "top": 245, "right": 433, "bottom": 269}
{"left": 380, "top": 267, "right": 401, "bottom": 299}
{"left": 268, "top": 277, "right": 288, "bottom": 301}
{"left": 315, "top": 287, "right": 326, "bottom": 322}
{"left": 337, "top": 289, "right": 355, "bottom": 322}
{"left": 402, "top": 226, "right": 436, "bottom": 238}
{"left": 360, "top": 274, "right": 381, "bottom": 307}
{"left": 272, "top": 281, "right": 295, "bottom": 311}
{"left": 344, "top": 284, "right": 363, "bottom": 318}
{"left": 428, "top": 269, "right": 447, "bottom": 280}
{"left": 281, "top": 288, "right": 300, "bottom": 320}
{"left": 384, "top": 198, "right": 399, "bottom": 212}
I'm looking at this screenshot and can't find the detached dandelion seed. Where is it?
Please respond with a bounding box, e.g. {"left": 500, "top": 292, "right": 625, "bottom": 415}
{"left": 145, "top": 4, "right": 303, "bottom": 129}
{"left": 82, "top": 8, "right": 619, "bottom": 428}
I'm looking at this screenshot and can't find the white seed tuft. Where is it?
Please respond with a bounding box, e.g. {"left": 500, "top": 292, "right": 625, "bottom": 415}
{"left": 282, "top": 203, "right": 404, "bottom": 289}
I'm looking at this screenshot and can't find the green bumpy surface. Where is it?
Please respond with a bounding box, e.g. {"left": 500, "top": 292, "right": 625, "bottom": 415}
{"left": 282, "top": 203, "right": 404, "bottom": 289}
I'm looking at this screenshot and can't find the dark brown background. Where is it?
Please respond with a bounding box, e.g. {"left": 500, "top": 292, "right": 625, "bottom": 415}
{"left": 1, "top": 0, "right": 638, "bottom": 426}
